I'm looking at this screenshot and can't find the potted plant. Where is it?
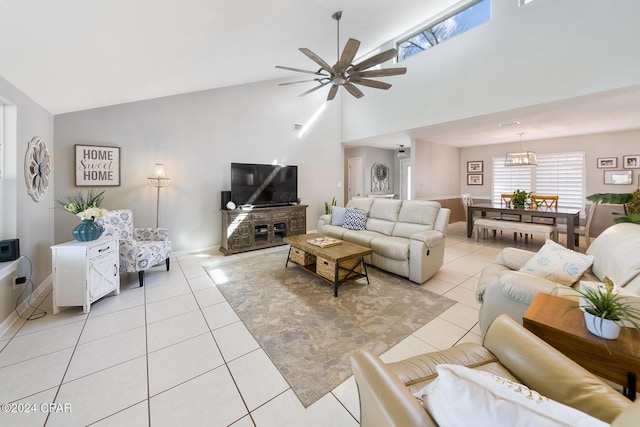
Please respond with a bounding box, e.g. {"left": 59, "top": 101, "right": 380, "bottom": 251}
{"left": 586, "top": 191, "right": 640, "bottom": 224}
{"left": 324, "top": 197, "right": 337, "bottom": 214}
{"left": 511, "top": 189, "right": 531, "bottom": 209}
{"left": 57, "top": 189, "right": 109, "bottom": 241}
{"left": 566, "top": 277, "right": 640, "bottom": 340}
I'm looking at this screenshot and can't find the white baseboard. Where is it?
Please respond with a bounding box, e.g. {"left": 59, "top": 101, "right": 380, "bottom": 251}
{"left": 0, "top": 273, "right": 52, "bottom": 337}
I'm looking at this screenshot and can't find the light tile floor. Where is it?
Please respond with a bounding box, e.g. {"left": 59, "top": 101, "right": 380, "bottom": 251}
{"left": 0, "top": 222, "right": 583, "bottom": 426}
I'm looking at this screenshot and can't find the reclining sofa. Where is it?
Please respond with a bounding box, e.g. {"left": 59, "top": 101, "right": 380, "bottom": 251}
{"left": 476, "top": 222, "right": 640, "bottom": 335}
{"left": 317, "top": 197, "right": 450, "bottom": 283}
{"left": 351, "top": 314, "right": 636, "bottom": 427}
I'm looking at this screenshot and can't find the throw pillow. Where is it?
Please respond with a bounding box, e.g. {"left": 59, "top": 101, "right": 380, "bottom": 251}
{"left": 330, "top": 206, "right": 346, "bottom": 226}
{"left": 342, "top": 207, "right": 367, "bottom": 230}
{"left": 414, "top": 364, "right": 608, "bottom": 427}
{"left": 519, "top": 239, "right": 595, "bottom": 286}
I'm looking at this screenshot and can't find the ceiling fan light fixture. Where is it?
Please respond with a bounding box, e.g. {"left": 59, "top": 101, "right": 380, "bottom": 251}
{"left": 397, "top": 145, "right": 407, "bottom": 158}
{"left": 276, "top": 11, "right": 407, "bottom": 101}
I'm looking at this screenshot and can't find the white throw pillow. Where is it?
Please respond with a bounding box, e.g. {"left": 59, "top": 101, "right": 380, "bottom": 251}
{"left": 519, "top": 239, "right": 594, "bottom": 286}
{"left": 414, "top": 364, "right": 609, "bottom": 427}
{"left": 342, "top": 207, "right": 367, "bottom": 230}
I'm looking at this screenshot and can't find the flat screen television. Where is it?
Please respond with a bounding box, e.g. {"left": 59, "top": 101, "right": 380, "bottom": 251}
{"left": 231, "top": 163, "right": 298, "bottom": 207}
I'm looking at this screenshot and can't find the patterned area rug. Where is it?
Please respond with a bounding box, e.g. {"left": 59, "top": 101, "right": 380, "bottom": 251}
{"left": 206, "top": 250, "right": 455, "bottom": 407}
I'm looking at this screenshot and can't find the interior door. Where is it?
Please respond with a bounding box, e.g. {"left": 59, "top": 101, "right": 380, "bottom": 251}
{"left": 400, "top": 159, "right": 412, "bottom": 200}
{"left": 348, "top": 157, "right": 363, "bottom": 200}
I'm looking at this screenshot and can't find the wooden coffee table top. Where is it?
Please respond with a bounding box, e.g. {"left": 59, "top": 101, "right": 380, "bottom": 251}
{"left": 284, "top": 233, "right": 372, "bottom": 263}
{"left": 523, "top": 293, "right": 640, "bottom": 391}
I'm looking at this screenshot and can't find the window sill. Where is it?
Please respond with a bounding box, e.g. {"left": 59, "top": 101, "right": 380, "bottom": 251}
{"left": 0, "top": 257, "right": 21, "bottom": 281}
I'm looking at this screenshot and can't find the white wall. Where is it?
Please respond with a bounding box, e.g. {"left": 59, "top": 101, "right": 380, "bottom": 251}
{"left": 341, "top": 0, "right": 640, "bottom": 142}
{"left": 54, "top": 80, "right": 342, "bottom": 253}
{"left": 0, "top": 76, "right": 54, "bottom": 324}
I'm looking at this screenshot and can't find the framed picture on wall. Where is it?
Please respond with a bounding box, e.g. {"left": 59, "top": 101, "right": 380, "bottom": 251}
{"left": 623, "top": 155, "right": 640, "bottom": 169}
{"left": 467, "top": 160, "right": 483, "bottom": 173}
{"left": 467, "top": 174, "right": 483, "bottom": 185}
{"left": 597, "top": 157, "right": 617, "bottom": 168}
{"left": 75, "top": 144, "right": 121, "bottom": 186}
{"left": 604, "top": 170, "right": 633, "bottom": 185}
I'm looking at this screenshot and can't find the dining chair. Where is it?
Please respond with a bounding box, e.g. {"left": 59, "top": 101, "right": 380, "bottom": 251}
{"left": 530, "top": 194, "right": 559, "bottom": 226}
{"left": 555, "top": 201, "right": 598, "bottom": 247}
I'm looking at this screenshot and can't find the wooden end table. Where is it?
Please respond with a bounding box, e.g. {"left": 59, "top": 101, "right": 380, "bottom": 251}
{"left": 283, "top": 233, "right": 372, "bottom": 297}
{"left": 523, "top": 293, "right": 640, "bottom": 400}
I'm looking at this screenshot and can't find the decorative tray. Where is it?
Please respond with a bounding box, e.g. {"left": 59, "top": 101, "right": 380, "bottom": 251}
{"left": 307, "top": 237, "right": 343, "bottom": 248}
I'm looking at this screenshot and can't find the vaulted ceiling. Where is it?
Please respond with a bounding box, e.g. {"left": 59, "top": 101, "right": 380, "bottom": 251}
{"left": 0, "top": 0, "right": 457, "bottom": 114}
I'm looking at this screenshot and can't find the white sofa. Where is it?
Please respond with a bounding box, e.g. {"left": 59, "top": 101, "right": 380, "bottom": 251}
{"left": 476, "top": 222, "right": 640, "bottom": 335}
{"left": 317, "top": 197, "right": 450, "bottom": 283}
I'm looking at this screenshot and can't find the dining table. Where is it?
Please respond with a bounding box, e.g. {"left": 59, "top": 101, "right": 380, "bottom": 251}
{"left": 466, "top": 204, "right": 582, "bottom": 250}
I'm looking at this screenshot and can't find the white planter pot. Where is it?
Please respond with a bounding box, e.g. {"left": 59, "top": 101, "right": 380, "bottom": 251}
{"left": 583, "top": 310, "right": 621, "bottom": 340}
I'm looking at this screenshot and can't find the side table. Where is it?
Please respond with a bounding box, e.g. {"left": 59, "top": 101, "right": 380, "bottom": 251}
{"left": 51, "top": 237, "right": 120, "bottom": 314}
{"left": 523, "top": 293, "right": 640, "bottom": 401}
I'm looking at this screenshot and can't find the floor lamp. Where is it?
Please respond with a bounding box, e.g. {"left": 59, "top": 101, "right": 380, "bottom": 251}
{"left": 147, "top": 163, "right": 170, "bottom": 227}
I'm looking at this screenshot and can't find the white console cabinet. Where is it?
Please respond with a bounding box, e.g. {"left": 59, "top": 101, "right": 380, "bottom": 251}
{"left": 51, "top": 237, "right": 120, "bottom": 314}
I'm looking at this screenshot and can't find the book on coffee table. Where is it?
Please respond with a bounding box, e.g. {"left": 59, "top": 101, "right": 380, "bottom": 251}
{"left": 307, "top": 237, "right": 342, "bottom": 248}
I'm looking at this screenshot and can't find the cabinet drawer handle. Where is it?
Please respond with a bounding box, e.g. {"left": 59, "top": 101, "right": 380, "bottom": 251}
{"left": 114, "top": 264, "right": 118, "bottom": 276}
{"left": 99, "top": 246, "right": 110, "bottom": 252}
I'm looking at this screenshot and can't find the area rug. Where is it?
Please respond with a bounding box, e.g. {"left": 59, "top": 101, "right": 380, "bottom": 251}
{"left": 206, "top": 250, "right": 455, "bottom": 407}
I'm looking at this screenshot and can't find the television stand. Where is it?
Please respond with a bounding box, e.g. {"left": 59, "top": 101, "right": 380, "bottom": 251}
{"left": 220, "top": 204, "right": 307, "bottom": 255}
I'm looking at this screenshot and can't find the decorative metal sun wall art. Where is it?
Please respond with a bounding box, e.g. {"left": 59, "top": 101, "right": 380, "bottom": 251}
{"left": 24, "top": 136, "right": 51, "bottom": 202}
{"left": 371, "top": 163, "right": 390, "bottom": 193}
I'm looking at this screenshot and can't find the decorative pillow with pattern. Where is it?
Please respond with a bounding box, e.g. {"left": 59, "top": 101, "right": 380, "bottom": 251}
{"left": 519, "top": 239, "right": 594, "bottom": 285}
{"left": 342, "top": 207, "right": 368, "bottom": 230}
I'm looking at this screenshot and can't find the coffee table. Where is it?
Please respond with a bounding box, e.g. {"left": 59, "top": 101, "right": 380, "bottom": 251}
{"left": 283, "top": 233, "right": 372, "bottom": 297}
{"left": 523, "top": 293, "right": 640, "bottom": 400}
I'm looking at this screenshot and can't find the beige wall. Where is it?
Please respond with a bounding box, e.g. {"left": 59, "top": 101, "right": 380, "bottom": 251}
{"left": 413, "top": 139, "right": 460, "bottom": 200}
{"left": 460, "top": 129, "right": 640, "bottom": 200}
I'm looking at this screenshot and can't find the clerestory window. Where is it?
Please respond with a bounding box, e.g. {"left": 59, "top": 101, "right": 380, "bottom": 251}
{"left": 397, "top": 0, "right": 491, "bottom": 62}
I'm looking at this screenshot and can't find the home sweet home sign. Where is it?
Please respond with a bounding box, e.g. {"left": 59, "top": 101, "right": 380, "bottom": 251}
{"left": 75, "top": 144, "right": 120, "bottom": 186}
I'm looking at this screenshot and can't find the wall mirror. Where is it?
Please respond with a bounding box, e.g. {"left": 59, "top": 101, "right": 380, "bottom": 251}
{"left": 604, "top": 170, "right": 633, "bottom": 185}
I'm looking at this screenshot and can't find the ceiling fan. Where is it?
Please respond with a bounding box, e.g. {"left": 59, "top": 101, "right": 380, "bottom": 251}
{"left": 276, "top": 11, "right": 407, "bottom": 101}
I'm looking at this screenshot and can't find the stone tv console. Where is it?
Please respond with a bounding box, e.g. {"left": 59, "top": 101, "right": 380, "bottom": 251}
{"left": 220, "top": 204, "right": 307, "bottom": 255}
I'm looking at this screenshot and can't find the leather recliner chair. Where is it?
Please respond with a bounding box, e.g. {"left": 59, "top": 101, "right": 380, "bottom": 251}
{"left": 351, "top": 314, "right": 637, "bottom": 427}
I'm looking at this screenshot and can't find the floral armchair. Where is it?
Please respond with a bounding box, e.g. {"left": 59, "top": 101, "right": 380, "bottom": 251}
{"left": 96, "top": 210, "right": 171, "bottom": 286}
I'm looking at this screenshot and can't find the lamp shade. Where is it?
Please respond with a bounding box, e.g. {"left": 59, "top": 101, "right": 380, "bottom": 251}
{"left": 504, "top": 151, "right": 538, "bottom": 167}
{"left": 148, "top": 163, "right": 170, "bottom": 188}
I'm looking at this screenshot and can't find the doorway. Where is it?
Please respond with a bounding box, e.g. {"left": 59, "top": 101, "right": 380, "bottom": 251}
{"left": 400, "top": 159, "right": 412, "bottom": 200}
{"left": 348, "top": 157, "right": 363, "bottom": 200}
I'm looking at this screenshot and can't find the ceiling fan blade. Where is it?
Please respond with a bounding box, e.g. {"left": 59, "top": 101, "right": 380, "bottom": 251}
{"left": 278, "top": 78, "right": 324, "bottom": 86}
{"left": 327, "top": 84, "right": 339, "bottom": 101}
{"left": 334, "top": 38, "right": 361, "bottom": 74}
{"left": 349, "top": 68, "right": 407, "bottom": 78}
{"left": 350, "top": 78, "right": 392, "bottom": 90}
{"left": 349, "top": 48, "right": 398, "bottom": 73}
{"left": 298, "top": 81, "right": 331, "bottom": 97}
{"left": 343, "top": 82, "right": 364, "bottom": 99}
{"left": 275, "top": 65, "right": 329, "bottom": 76}
{"left": 299, "top": 48, "right": 334, "bottom": 74}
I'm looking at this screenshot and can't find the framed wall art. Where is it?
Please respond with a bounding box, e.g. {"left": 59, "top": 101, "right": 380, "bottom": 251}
{"left": 75, "top": 144, "right": 121, "bottom": 186}
{"left": 467, "top": 160, "right": 483, "bottom": 173}
{"left": 623, "top": 155, "right": 640, "bottom": 169}
{"left": 597, "top": 157, "right": 617, "bottom": 168}
{"left": 467, "top": 174, "right": 483, "bottom": 185}
{"left": 604, "top": 170, "right": 633, "bottom": 185}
